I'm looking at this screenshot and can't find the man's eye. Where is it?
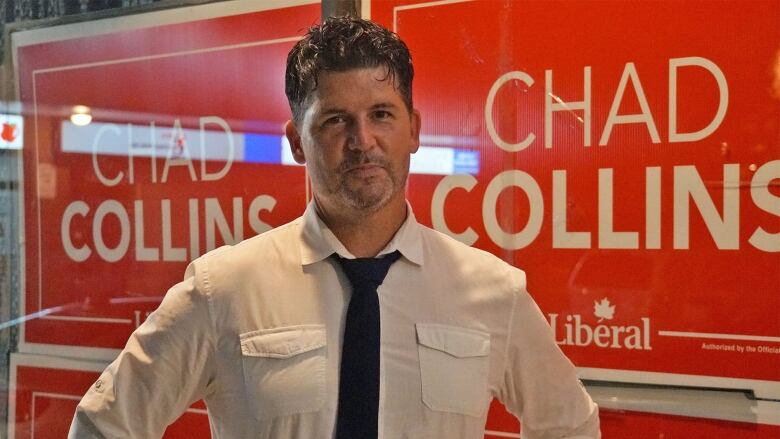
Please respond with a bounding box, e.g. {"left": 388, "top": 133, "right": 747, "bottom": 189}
{"left": 324, "top": 116, "right": 345, "bottom": 126}
{"left": 373, "top": 110, "right": 393, "bottom": 120}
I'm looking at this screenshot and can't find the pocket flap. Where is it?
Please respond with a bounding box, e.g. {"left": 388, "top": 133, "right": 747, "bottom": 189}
{"left": 240, "top": 324, "right": 326, "bottom": 359}
{"left": 416, "top": 323, "right": 490, "bottom": 358}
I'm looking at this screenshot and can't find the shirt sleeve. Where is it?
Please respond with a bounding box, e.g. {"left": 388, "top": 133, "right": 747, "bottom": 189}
{"left": 68, "top": 261, "right": 216, "bottom": 439}
{"left": 497, "top": 271, "right": 601, "bottom": 439}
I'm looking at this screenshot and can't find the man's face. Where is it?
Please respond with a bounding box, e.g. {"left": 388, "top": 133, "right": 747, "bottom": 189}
{"left": 286, "top": 67, "right": 420, "bottom": 215}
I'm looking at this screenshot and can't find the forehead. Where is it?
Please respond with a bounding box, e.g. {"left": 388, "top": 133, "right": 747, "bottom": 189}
{"left": 307, "top": 67, "right": 404, "bottom": 110}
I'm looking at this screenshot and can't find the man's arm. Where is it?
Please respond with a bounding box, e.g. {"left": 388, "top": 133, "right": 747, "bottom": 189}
{"left": 497, "top": 271, "right": 600, "bottom": 439}
{"left": 69, "top": 263, "right": 216, "bottom": 438}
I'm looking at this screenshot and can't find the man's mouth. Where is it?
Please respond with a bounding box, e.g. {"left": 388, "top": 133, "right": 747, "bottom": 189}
{"left": 348, "top": 163, "right": 381, "bottom": 171}
{"left": 345, "top": 163, "right": 384, "bottom": 177}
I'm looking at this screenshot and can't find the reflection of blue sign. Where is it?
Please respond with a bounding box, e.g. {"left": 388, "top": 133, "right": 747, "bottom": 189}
{"left": 453, "top": 150, "right": 480, "bottom": 175}
{"left": 61, "top": 120, "right": 481, "bottom": 176}
{"left": 410, "top": 146, "right": 481, "bottom": 176}
{"left": 243, "top": 133, "right": 282, "bottom": 164}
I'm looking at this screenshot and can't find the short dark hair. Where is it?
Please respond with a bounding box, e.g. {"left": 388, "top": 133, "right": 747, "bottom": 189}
{"left": 285, "top": 16, "right": 414, "bottom": 123}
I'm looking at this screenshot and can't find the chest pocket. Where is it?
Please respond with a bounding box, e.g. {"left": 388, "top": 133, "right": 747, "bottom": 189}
{"left": 240, "top": 324, "right": 327, "bottom": 421}
{"left": 416, "top": 323, "right": 491, "bottom": 417}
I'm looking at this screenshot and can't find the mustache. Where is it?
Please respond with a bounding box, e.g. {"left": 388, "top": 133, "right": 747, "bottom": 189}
{"left": 338, "top": 152, "right": 391, "bottom": 171}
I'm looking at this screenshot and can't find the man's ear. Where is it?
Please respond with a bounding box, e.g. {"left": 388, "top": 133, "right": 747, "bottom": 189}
{"left": 409, "top": 109, "right": 421, "bottom": 154}
{"left": 284, "top": 120, "right": 306, "bottom": 164}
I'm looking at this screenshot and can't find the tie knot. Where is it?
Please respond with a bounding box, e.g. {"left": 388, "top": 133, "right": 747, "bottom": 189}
{"left": 333, "top": 250, "right": 402, "bottom": 289}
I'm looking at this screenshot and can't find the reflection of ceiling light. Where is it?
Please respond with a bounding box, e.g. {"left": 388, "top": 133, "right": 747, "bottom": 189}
{"left": 70, "top": 113, "right": 92, "bottom": 126}
{"left": 70, "top": 105, "right": 92, "bottom": 126}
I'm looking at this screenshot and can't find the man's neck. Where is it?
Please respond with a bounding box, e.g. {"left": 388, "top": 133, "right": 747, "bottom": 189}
{"left": 315, "top": 195, "right": 407, "bottom": 258}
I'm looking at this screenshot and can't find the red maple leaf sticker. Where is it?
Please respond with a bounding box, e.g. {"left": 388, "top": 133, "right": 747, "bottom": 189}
{"left": 593, "top": 298, "right": 615, "bottom": 323}
{"left": 174, "top": 134, "right": 186, "bottom": 156}
{"left": 1, "top": 123, "right": 17, "bottom": 143}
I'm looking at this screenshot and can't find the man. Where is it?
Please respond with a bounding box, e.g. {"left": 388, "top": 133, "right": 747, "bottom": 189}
{"left": 70, "top": 16, "right": 600, "bottom": 439}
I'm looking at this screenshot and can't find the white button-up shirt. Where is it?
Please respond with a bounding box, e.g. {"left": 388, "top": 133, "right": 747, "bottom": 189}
{"left": 70, "top": 202, "right": 599, "bottom": 439}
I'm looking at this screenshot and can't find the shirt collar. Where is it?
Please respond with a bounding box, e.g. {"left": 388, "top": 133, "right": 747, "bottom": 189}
{"left": 299, "top": 200, "right": 424, "bottom": 266}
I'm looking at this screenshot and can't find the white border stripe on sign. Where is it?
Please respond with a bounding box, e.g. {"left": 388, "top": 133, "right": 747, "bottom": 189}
{"left": 658, "top": 331, "right": 780, "bottom": 343}
{"left": 32, "top": 36, "right": 302, "bottom": 75}
{"left": 31, "top": 392, "right": 82, "bottom": 438}
{"left": 578, "top": 367, "right": 780, "bottom": 401}
{"left": 41, "top": 315, "right": 133, "bottom": 324}
{"left": 587, "top": 382, "right": 780, "bottom": 427}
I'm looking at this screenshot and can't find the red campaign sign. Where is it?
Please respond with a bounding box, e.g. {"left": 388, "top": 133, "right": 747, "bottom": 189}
{"left": 9, "top": 352, "right": 778, "bottom": 439}
{"left": 483, "top": 399, "right": 780, "bottom": 439}
{"left": 596, "top": 409, "right": 780, "bottom": 439}
{"left": 7, "top": 353, "right": 209, "bottom": 438}
{"left": 14, "top": 2, "right": 319, "bottom": 356}
{"left": 371, "top": 0, "right": 780, "bottom": 397}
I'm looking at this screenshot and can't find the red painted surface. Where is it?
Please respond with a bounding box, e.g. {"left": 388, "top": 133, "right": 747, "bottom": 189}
{"left": 372, "top": 0, "right": 780, "bottom": 385}
{"left": 11, "top": 361, "right": 208, "bottom": 438}
{"left": 485, "top": 399, "right": 780, "bottom": 438}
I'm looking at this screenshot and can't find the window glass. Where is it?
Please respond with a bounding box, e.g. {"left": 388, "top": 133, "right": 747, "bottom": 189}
{"left": 1, "top": 0, "right": 779, "bottom": 437}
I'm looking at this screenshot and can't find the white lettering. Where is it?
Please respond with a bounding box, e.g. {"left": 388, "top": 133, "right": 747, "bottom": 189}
{"left": 93, "top": 200, "right": 130, "bottom": 262}
{"left": 62, "top": 201, "right": 91, "bottom": 262}
{"left": 674, "top": 164, "right": 740, "bottom": 249}
{"left": 645, "top": 167, "right": 662, "bottom": 249}
{"left": 552, "top": 170, "right": 590, "bottom": 248}
{"left": 624, "top": 326, "right": 643, "bottom": 349}
{"left": 200, "top": 116, "right": 234, "bottom": 182}
{"left": 134, "top": 200, "right": 159, "bottom": 261}
{"left": 546, "top": 67, "right": 591, "bottom": 148}
{"left": 669, "top": 57, "right": 729, "bottom": 142}
{"left": 749, "top": 160, "right": 780, "bottom": 252}
{"left": 432, "top": 174, "right": 479, "bottom": 245}
{"left": 92, "top": 124, "right": 123, "bottom": 186}
{"left": 482, "top": 170, "right": 543, "bottom": 250}
{"left": 485, "top": 71, "right": 536, "bottom": 152}
{"left": 594, "top": 325, "right": 611, "bottom": 347}
{"left": 598, "top": 168, "right": 639, "bottom": 249}
{"left": 599, "top": 62, "right": 660, "bottom": 145}
{"left": 549, "top": 313, "right": 651, "bottom": 350}
{"left": 205, "top": 197, "right": 243, "bottom": 251}
{"left": 189, "top": 198, "right": 200, "bottom": 259}
{"left": 162, "top": 199, "right": 186, "bottom": 261}
{"left": 249, "top": 195, "right": 277, "bottom": 234}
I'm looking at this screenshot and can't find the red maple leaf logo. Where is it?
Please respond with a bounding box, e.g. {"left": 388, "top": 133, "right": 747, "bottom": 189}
{"left": 593, "top": 298, "right": 615, "bottom": 323}
{"left": 173, "top": 134, "right": 186, "bottom": 156}
{"left": 1, "top": 123, "right": 17, "bottom": 143}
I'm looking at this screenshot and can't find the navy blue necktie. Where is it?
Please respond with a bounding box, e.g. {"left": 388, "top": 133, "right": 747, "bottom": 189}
{"left": 333, "top": 250, "right": 401, "bottom": 439}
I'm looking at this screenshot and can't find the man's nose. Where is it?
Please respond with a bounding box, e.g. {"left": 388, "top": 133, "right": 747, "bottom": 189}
{"left": 347, "top": 119, "right": 376, "bottom": 151}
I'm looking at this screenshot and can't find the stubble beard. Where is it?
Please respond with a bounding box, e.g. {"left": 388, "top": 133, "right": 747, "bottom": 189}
{"left": 321, "top": 153, "right": 407, "bottom": 216}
